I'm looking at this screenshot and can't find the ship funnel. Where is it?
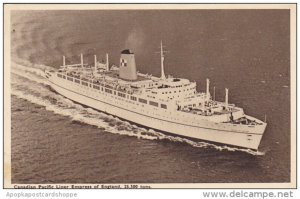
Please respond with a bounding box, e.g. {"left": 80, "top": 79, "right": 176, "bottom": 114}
{"left": 63, "top": 56, "right": 66, "bottom": 66}
{"left": 119, "top": 49, "right": 137, "bottom": 80}
{"left": 80, "top": 53, "right": 83, "bottom": 68}
{"left": 206, "top": 78, "right": 210, "bottom": 100}
{"left": 106, "top": 53, "right": 109, "bottom": 71}
{"left": 225, "top": 88, "right": 229, "bottom": 110}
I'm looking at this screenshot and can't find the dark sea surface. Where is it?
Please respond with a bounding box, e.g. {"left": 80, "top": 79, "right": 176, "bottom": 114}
{"left": 10, "top": 10, "right": 290, "bottom": 183}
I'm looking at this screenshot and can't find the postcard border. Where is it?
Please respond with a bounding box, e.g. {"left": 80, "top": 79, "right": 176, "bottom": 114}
{"left": 3, "top": 3, "right": 297, "bottom": 189}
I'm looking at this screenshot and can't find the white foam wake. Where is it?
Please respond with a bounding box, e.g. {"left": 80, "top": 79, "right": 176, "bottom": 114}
{"left": 11, "top": 89, "right": 160, "bottom": 141}
{"left": 12, "top": 61, "right": 51, "bottom": 77}
{"left": 11, "top": 69, "right": 49, "bottom": 86}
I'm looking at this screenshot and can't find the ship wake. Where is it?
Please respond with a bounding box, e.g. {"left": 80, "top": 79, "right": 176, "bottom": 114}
{"left": 11, "top": 61, "right": 265, "bottom": 156}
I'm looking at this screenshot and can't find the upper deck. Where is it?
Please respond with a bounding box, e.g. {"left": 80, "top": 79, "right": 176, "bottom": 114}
{"left": 50, "top": 46, "right": 256, "bottom": 125}
{"left": 54, "top": 65, "right": 244, "bottom": 121}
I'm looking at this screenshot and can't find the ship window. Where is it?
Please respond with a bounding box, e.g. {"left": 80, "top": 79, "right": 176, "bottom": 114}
{"left": 57, "top": 74, "right": 62, "bottom": 78}
{"left": 67, "top": 77, "right": 73, "bottom": 81}
{"left": 118, "top": 92, "right": 126, "bottom": 98}
{"left": 82, "top": 81, "right": 88, "bottom": 86}
{"left": 62, "top": 75, "right": 66, "bottom": 79}
{"left": 114, "top": 91, "right": 116, "bottom": 95}
{"left": 105, "top": 88, "right": 112, "bottom": 94}
{"left": 139, "top": 98, "right": 147, "bottom": 104}
{"left": 75, "top": 79, "right": 80, "bottom": 84}
{"left": 93, "top": 85, "right": 100, "bottom": 90}
{"left": 130, "top": 96, "right": 137, "bottom": 101}
{"left": 149, "top": 101, "right": 158, "bottom": 107}
{"left": 161, "top": 104, "right": 167, "bottom": 109}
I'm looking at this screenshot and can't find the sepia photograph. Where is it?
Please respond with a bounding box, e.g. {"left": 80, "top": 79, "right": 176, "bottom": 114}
{"left": 3, "top": 3, "right": 296, "bottom": 189}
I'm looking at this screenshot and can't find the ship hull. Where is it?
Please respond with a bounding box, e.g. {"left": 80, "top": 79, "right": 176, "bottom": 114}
{"left": 46, "top": 75, "right": 266, "bottom": 150}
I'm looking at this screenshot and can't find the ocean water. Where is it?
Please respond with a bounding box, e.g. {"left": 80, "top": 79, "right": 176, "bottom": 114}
{"left": 10, "top": 10, "right": 290, "bottom": 184}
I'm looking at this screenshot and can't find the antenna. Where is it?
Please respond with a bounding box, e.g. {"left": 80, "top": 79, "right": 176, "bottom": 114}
{"left": 264, "top": 114, "right": 267, "bottom": 123}
{"left": 225, "top": 88, "right": 229, "bottom": 110}
{"left": 213, "top": 86, "right": 216, "bottom": 101}
{"left": 106, "top": 53, "right": 109, "bottom": 71}
{"left": 155, "top": 41, "right": 169, "bottom": 80}
{"left": 94, "top": 55, "right": 97, "bottom": 72}
{"left": 160, "top": 41, "right": 166, "bottom": 80}
{"left": 80, "top": 53, "right": 83, "bottom": 68}
{"left": 206, "top": 79, "right": 210, "bottom": 100}
{"left": 62, "top": 56, "right": 66, "bottom": 66}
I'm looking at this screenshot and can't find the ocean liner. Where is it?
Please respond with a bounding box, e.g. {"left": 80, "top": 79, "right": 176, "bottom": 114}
{"left": 45, "top": 42, "right": 267, "bottom": 150}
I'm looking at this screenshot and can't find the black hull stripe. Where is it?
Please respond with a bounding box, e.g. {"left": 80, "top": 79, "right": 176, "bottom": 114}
{"left": 47, "top": 79, "right": 262, "bottom": 136}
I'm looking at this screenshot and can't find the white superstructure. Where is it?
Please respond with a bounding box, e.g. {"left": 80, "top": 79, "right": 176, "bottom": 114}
{"left": 45, "top": 42, "right": 267, "bottom": 150}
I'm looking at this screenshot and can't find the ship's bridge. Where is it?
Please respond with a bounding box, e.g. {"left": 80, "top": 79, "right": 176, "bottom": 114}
{"left": 161, "top": 78, "right": 190, "bottom": 87}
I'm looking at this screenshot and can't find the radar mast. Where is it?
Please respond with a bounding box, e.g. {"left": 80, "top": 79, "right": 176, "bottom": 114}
{"left": 160, "top": 41, "right": 166, "bottom": 80}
